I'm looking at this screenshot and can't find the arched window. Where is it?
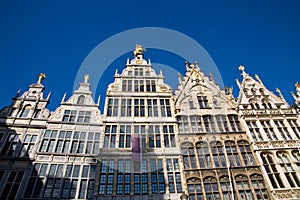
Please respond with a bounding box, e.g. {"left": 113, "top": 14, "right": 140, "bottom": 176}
{"left": 20, "top": 105, "right": 31, "bottom": 118}
{"left": 181, "top": 143, "right": 196, "bottom": 169}
{"left": 235, "top": 175, "right": 253, "bottom": 200}
{"left": 77, "top": 95, "right": 85, "bottom": 105}
{"left": 238, "top": 140, "right": 255, "bottom": 166}
{"left": 203, "top": 176, "right": 219, "bottom": 200}
{"left": 250, "top": 173, "right": 270, "bottom": 200}
{"left": 261, "top": 153, "right": 284, "bottom": 188}
{"left": 277, "top": 152, "right": 300, "bottom": 187}
{"left": 220, "top": 176, "right": 234, "bottom": 200}
{"left": 292, "top": 150, "right": 300, "bottom": 170}
{"left": 225, "top": 141, "right": 241, "bottom": 167}
{"left": 196, "top": 142, "right": 211, "bottom": 168}
{"left": 210, "top": 141, "right": 226, "bottom": 167}
{"left": 187, "top": 178, "right": 202, "bottom": 200}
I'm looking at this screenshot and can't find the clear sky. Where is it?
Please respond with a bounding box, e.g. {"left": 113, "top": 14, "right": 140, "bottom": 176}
{"left": 0, "top": 0, "right": 299, "bottom": 112}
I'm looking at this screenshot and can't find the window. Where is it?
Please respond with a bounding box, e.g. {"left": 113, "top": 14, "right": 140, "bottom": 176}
{"left": 177, "top": 116, "right": 189, "bottom": 133}
{"left": 277, "top": 152, "right": 300, "bottom": 187}
{"left": 19, "top": 133, "right": 37, "bottom": 157}
{"left": 134, "top": 99, "right": 145, "bottom": 117}
{"left": 187, "top": 178, "right": 203, "bottom": 200}
{"left": 287, "top": 120, "right": 300, "bottom": 139}
{"left": 220, "top": 176, "right": 234, "bottom": 200}
{"left": 1, "top": 171, "right": 24, "bottom": 200}
{"left": 197, "top": 96, "right": 209, "bottom": 108}
{"left": 122, "top": 80, "right": 133, "bottom": 92}
{"left": 134, "top": 80, "right": 144, "bottom": 92}
{"left": 203, "top": 176, "right": 220, "bottom": 200}
{"left": 40, "top": 130, "right": 99, "bottom": 155}
{"left": 190, "top": 116, "right": 203, "bottom": 133}
{"left": 147, "top": 99, "right": 158, "bottom": 117}
{"left": 104, "top": 125, "right": 117, "bottom": 148}
{"left": 274, "top": 120, "right": 292, "bottom": 140}
{"left": 107, "top": 98, "right": 119, "bottom": 116}
{"left": 210, "top": 141, "right": 226, "bottom": 167}
{"left": 119, "top": 125, "right": 131, "bottom": 148}
{"left": 215, "top": 115, "right": 229, "bottom": 133}
{"left": 238, "top": 140, "right": 255, "bottom": 166}
{"left": 167, "top": 158, "right": 182, "bottom": 193}
{"left": 228, "top": 115, "right": 242, "bottom": 132}
{"left": 260, "top": 121, "right": 277, "bottom": 141}
{"left": 77, "top": 95, "right": 85, "bottom": 104}
{"left": 235, "top": 175, "right": 254, "bottom": 200}
{"left": 250, "top": 174, "right": 270, "bottom": 200}
{"left": 163, "top": 125, "right": 175, "bottom": 147}
{"left": 246, "top": 121, "right": 263, "bottom": 141}
{"left": 148, "top": 125, "right": 161, "bottom": 148}
{"left": 99, "top": 159, "right": 166, "bottom": 196}
{"left": 33, "top": 109, "right": 41, "bottom": 118}
{"left": 203, "top": 115, "right": 215, "bottom": 133}
{"left": 146, "top": 80, "right": 156, "bottom": 92}
{"left": 182, "top": 143, "right": 196, "bottom": 169}
{"left": 121, "top": 99, "right": 132, "bottom": 117}
{"left": 62, "top": 110, "right": 77, "bottom": 122}
{"left": 77, "top": 111, "right": 91, "bottom": 123}
{"left": 292, "top": 150, "right": 300, "bottom": 171}
{"left": 225, "top": 141, "right": 241, "bottom": 167}
{"left": 20, "top": 105, "right": 31, "bottom": 118}
{"left": 1, "top": 133, "right": 20, "bottom": 156}
{"left": 196, "top": 142, "right": 212, "bottom": 168}
{"left": 261, "top": 153, "right": 284, "bottom": 188}
{"left": 160, "top": 99, "right": 171, "bottom": 117}
{"left": 134, "top": 68, "right": 143, "bottom": 76}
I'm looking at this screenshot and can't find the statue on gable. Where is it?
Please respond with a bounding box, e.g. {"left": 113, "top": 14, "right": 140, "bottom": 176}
{"left": 133, "top": 44, "right": 146, "bottom": 58}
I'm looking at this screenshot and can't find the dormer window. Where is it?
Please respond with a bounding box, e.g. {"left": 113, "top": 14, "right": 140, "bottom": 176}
{"left": 20, "top": 105, "right": 31, "bottom": 118}
{"left": 77, "top": 95, "right": 85, "bottom": 105}
{"left": 134, "top": 68, "right": 143, "bottom": 76}
{"left": 197, "top": 96, "right": 209, "bottom": 108}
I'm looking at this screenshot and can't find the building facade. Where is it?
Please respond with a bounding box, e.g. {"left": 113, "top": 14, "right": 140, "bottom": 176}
{"left": 0, "top": 45, "right": 299, "bottom": 200}
{"left": 236, "top": 66, "right": 300, "bottom": 199}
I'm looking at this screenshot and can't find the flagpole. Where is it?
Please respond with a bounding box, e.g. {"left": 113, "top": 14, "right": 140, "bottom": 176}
{"left": 223, "top": 144, "right": 235, "bottom": 200}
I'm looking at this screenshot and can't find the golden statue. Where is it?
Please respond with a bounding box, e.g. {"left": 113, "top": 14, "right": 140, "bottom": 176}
{"left": 38, "top": 73, "right": 46, "bottom": 83}
{"left": 225, "top": 86, "right": 233, "bottom": 95}
{"left": 84, "top": 74, "right": 89, "bottom": 83}
{"left": 133, "top": 44, "right": 146, "bottom": 57}
{"left": 238, "top": 65, "right": 245, "bottom": 71}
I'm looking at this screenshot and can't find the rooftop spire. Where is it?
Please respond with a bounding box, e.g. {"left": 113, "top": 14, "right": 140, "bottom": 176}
{"left": 84, "top": 74, "right": 89, "bottom": 83}
{"left": 37, "top": 73, "right": 46, "bottom": 84}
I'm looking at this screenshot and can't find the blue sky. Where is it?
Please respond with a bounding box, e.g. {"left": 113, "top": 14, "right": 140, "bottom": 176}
{"left": 0, "top": 1, "right": 299, "bottom": 111}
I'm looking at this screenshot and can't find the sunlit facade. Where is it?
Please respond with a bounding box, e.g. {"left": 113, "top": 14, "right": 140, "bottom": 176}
{"left": 0, "top": 46, "right": 299, "bottom": 199}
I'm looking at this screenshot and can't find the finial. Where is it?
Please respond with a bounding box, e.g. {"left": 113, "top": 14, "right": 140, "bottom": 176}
{"left": 115, "top": 69, "right": 118, "bottom": 75}
{"left": 238, "top": 65, "right": 245, "bottom": 72}
{"left": 276, "top": 87, "right": 287, "bottom": 102}
{"left": 61, "top": 93, "right": 66, "bottom": 103}
{"left": 97, "top": 95, "right": 101, "bottom": 106}
{"left": 295, "top": 82, "right": 300, "bottom": 96}
{"left": 295, "top": 82, "right": 300, "bottom": 91}
{"left": 38, "top": 73, "right": 46, "bottom": 84}
{"left": 225, "top": 86, "right": 233, "bottom": 95}
{"left": 133, "top": 44, "right": 146, "bottom": 58}
{"left": 84, "top": 74, "right": 89, "bottom": 83}
{"left": 235, "top": 78, "right": 241, "bottom": 88}
{"left": 209, "top": 73, "right": 214, "bottom": 82}
{"left": 185, "top": 61, "right": 189, "bottom": 67}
